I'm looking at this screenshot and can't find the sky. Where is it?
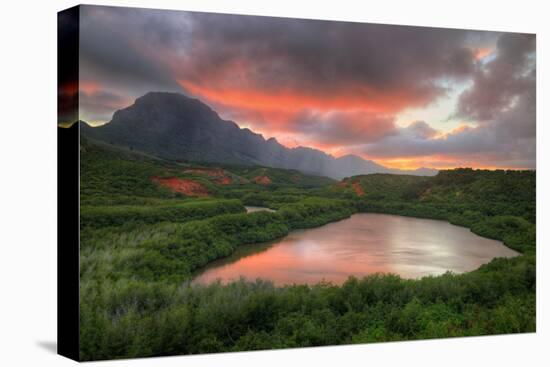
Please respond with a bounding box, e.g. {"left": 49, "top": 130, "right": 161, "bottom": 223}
{"left": 71, "top": 5, "right": 536, "bottom": 170}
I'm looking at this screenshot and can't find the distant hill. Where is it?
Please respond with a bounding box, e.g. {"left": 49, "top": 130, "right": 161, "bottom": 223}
{"left": 80, "top": 92, "right": 438, "bottom": 179}
{"left": 80, "top": 136, "right": 336, "bottom": 205}
{"left": 329, "top": 169, "right": 536, "bottom": 223}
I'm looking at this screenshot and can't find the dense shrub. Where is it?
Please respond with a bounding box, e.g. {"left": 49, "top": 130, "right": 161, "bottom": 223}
{"left": 78, "top": 142, "right": 536, "bottom": 361}
{"left": 81, "top": 198, "right": 356, "bottom": 283}
{"left": 80, "top": 199, "right": 245, "bottom": 228}
{"left": 80, "top": 255, "right": 535, "bottom": 360}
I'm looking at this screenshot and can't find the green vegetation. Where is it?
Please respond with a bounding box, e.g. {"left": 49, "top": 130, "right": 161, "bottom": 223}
{"left": 80, "top": 255, "right": 534, "bottom": 359}
{"left": 325, "top": 170, "right": 535, "bottom": 254}
{"left": 80, "top": 139, "right": 175, "bottom": 205}
{"left": 80, "top": 137, "right": 334, "bottom": 206}
{"left": 80, "top": 198, "right": 355, "bottom": 283}
{"left": 80, "top": 199, "right": 245, "bottom": 229}
{"left": 79, "top": 140, "right": 536, "bottom": 361}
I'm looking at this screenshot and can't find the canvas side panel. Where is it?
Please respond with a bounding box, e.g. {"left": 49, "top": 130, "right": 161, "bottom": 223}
{"left": 57, "top": 5, "right": 80, "bottom": 362}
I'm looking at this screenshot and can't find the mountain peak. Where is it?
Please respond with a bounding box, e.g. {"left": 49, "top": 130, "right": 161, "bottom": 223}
{"left": 81, "top": 92, "right": 438, "bottom": 179}
{"left": 133, "top": 91, "right": 212, "bottom": 113}
{"left": 337, "top": 154, "right": 366, "bottom": 162}
{"left": 136, "top": 91, "right": 192, "bottom": 103}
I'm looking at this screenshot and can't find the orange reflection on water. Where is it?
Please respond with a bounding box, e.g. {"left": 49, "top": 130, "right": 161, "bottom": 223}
{"left": 193, "top": 214, "right": 519, "bottom": 286}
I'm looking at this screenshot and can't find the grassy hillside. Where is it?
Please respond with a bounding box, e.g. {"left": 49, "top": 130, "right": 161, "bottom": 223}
{"left": 78, "top": 140, "right": 536, "bottom": 361}
{"left": 81, "top": 137, "right": 335, "bottom": 206}
{"left": 326, "top": 170, "right": 534, "bottom": 221}
{"left": 323, "top": 169, "right": 536, "bottom": 254}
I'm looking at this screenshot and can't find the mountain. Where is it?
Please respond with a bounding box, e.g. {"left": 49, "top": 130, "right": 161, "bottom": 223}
{"left": 80, "top": 92, "right": 437, "bottom": 179}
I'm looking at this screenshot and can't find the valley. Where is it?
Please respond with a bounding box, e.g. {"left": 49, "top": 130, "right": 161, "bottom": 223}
{"left": 78, "top": 136, "right": 536, "bottom": 360}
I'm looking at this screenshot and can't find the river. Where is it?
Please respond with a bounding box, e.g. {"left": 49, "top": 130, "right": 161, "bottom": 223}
{"left": 245, "top": 206, "right": 276, "bottom": 213}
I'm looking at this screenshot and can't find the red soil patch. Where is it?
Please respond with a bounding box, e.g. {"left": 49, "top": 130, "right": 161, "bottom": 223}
{"left": 337, "top": 179, "right": 348, "bottom": 188}
{"left": 216, "top": 176, "right": 233, "bottom": 185}
{"left": 351, "top": 181, "right": 365, "bottom": 197}
{"left": 253, "top": 175, "right": 272, "bottom": 185}
{"left": 184, "top": 167, "right": 233, "bottom": 185}
{"left": 151, "top": 177, "right": 209, "bottom": 197}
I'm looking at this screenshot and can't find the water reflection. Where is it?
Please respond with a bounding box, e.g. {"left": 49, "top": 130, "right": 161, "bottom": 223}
{"left": 193, "top": 213, "right": 519, "bottom": 285}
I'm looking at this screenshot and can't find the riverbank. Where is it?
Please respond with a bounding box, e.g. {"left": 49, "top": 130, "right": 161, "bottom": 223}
{"left": 80, "top": 198, "right": 356, "bottom": 284}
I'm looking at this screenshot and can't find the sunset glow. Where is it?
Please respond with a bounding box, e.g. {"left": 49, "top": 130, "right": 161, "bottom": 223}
{"left": 74, "top": 6, "right": 536, "bottom": 170}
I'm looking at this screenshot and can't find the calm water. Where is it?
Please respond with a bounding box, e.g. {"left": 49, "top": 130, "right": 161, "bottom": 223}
{"left": 245, "top": 206, "right": 276, "bottom": 213}
{"left": 193, "top": 213, "right": 519, "bottom": 285}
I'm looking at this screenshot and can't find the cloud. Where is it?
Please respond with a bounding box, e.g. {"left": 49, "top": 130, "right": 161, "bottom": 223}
{"left": 77, "top": 5, "right": 195, "bottom": 123}
{"left": 78, "top": 6, "right": 490, "bottom": 120}
{"left": 455, "top": 33, "right": 535, "bottom": 122}
{"left": 401, "top": 121, "right": 439, "bottom": 139}
{"left": 76, "top": 6, "right": 535, "bottom": 169}
{"left": 360, "top": 92, "right": 535, "bottom": 169}
{"left": 361, "top": 112, "right": 535, "bottom": 168}
{"left": 355, "top": 32, "right": 536, "bottom": 169}
{"left": 290, "top": 110, "right": 397, "bottom": 146}
{"left": 79, "top": 6, "right": 185, "bottom": 96}
{"left": 79, "top": 89, "right": 132, "bottom": 123}
{"left": 175, "top": 14, "right": 486, "bottom": 116}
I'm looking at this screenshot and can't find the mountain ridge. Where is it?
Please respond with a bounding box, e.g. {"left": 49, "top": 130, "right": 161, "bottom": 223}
{"left": 80, "top": 92, "right": 438, "bottom": 179}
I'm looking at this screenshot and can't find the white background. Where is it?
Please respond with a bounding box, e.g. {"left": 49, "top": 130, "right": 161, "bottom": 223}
{"left": 0, "top": 0, "right": 547, "bottom": 365}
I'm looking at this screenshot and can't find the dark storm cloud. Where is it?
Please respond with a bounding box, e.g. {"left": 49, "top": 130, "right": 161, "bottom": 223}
{"left": 79, "top": 7, "right": 487, "bottom": 103}
{"left": 79, "top": 5, "right": 185, "bottom": 94}
{"left": 178, "top": 13, "right": 483, "bottom": 101}
{"left": 78, "top": 6, "right": 494, "bottom": 125}
{"left": 77, "top": 6, "right": 535, "bottom": 169}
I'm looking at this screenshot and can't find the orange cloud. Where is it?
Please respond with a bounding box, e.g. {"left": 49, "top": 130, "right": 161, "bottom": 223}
{"left": 474, "top": 47, "right": 493, "bottom": 60}
{"left": 178, "top": 79, "right": 436, "bottom": 155}
{"left": 80, "top": 80, "right": 100, "bottom": 94}
{"left": 180, "top": 80, "right": 434, "bottom": 116}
